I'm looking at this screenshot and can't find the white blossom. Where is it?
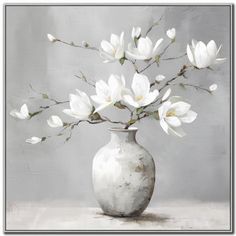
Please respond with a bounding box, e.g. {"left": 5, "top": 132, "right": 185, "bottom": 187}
{"left": 155, "top": 74, "right": 166, "bottom": 82}
{"left": 47, "top": 115, "right": 63, "bottom": 128}
{"left": 91, "top": 74, "right": 128, "bottom": 113}
{"left": 26, "top": 136, "right": 42, "bottom": 144}
{"left": 158, "top": 97, "right": 197, "bottom": 137}
{"left": 123, "top": 73, "right": 159, "bottom": 108}
{"left": 161, "top": 88, "right": 171, "bottom": 101}
{"left": 126, "top": 36, "right": 163, "bottom": 60}
{"left": 132, "top": 27, "right": 141, "bottom": 40}
{"left": 63, "top": 90, "right": 93, "bottom": 120}
{"left": 166, "top": 28, "right": 176, "bottom": 40}
{"left": 209, "top": 84, "right": 218, "bottom": 92}
{"left": 47, "top": 34, "right": 57, "bottom": 43}
{"left": 187, "top": 39, "right": 226, "bottom": 69}
{"left": 100, "top": 32, "right": 125, "bottom": 63}
{"left": 10, "top": 104, "right": 30, "bottom": 120}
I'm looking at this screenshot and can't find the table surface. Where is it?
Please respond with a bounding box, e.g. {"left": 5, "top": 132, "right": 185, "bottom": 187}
{"left": 6, "top": 200, "right": 231, "bottom": 232}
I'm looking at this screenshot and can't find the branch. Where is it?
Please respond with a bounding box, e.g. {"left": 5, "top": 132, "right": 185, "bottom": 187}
{"left": 145, "top": 15, "right": 164, "bottom": 36}
{"left": 57, "top": 39, "right": 99, "bottom": 52}
{"left": 176, "top": 83, "right": 212, "bottom": 94}
{"left": 74, "top": 72, "right": 95, "bottom": 87}
{"left": 162, "top": 53, "right": 187, "bottom": 61}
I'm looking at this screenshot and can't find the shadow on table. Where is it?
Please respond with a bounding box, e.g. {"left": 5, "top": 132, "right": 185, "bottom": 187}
{"left": 95, "top": 212, "right": 170, "bottom": 225}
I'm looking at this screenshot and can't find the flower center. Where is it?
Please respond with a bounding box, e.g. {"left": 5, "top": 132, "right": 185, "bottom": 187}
{"left": 166, "top": 110, "right": 176, "bottom": 117}
{"left": 135, "top": 95, "right": 143, "bottom": 101}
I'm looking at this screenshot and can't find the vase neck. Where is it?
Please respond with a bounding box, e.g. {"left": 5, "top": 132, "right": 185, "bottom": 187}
{"left": 109, "top": 128, "right": 137, "bottom": 144}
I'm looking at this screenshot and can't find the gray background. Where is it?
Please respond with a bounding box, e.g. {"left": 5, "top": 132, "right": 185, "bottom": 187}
{"left": 6, "top": 5, "right": 230, "bottom": 206}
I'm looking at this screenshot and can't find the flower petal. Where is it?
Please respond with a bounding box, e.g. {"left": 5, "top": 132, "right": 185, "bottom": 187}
{"left": 207, "top": 40, "right": 217, "bottom": 60}
{"left": 162, "top": 88, "right": 171, "bottom": 101}
{"left": 137, "top": 37, "right": 152, "bottom": 59}
{"left": 170, "top": 101, "right": 191, "bottom": 116}
{"left": 155, "top": 74, "right": 165, "bottom": 82}
{"left": 110, "top": 33, "right": 120, "bottom": 47}
{"left": 160, "top": 119, "right": 169, "bottom": 134}
{"left": 125, "top": 50, "right": 148, "bottom": 60}
{"left": 158, "top": 101, "right": 171, "bottom": 119}
{"left": 94, "top": 102, "right": 113, "bottom": 113}
{"left": 168, "top": 126, "right": 186, "bottom": 138}
{"left": 165, "top": 116, "right": 181, "bottom": 127}
{"left": 101, "top": 40, "right": 114, "bottom": 55}
{"left": 26, "top": 136, "right": 42, "bottom": 144}
{"left": 152, "top": 38, "right": 163, "bottom": 55}
{"left": 187, "top": 44, "right": 196, "bottom": 66}
{"left": 132, "top": 73, "right": 150, "bottom": 97}
{"left": 95, "top": 80, "right": 110, "bottom": 100}
{"left": 47, "top": 115, "right": 63, "bottom": 128}
{"left": 123, "top": 95, "right": 140, "bottom": 108}
{"left": 141, "top": 89, "right": 159, "bottom": 106}
{"left": 180, "top": 110, "right": 197, "bottom": 123}
{"left": 20, "top": 104, "right": 29, "bottom": 118}
{"left": 194, "top": 41, "right": 211, "bottom": 68}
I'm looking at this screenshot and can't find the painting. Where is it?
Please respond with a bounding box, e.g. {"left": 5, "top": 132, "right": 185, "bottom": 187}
{"left": 4, "top": 4, "right": 233, "bottom": 233}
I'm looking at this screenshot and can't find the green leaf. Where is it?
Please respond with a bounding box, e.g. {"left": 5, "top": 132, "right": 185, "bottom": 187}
{"left": 29, "top": 110, "right": 43, "bottom": 118}
{"left": 114, "top": 102, "right": 126, "bottom": 109}
{"left": 136, "top": 107, "right": 144, "bottom": 115}
{"left": 119, "top": 57, "right": 126, "bottom": 65}
{"left": 128, "top": 119, "right": 136, "bottom": 126}
{"left": 152, "top": 111, "right": 159, "bottom": 120}
{"left": 42, "top": 93, "right": 49, "bottom": 99}
{"left": 155, "top": 55, "right": 160, "bottom": 63}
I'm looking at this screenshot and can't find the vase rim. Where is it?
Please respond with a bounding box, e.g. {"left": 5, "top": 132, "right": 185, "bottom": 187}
{"left": 109, "top": 127, "right": 138, "bottom": 132}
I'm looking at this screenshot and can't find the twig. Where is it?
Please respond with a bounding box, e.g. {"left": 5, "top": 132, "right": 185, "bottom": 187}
{"left": 162, "top": 53, "right": 187, "bottom": 61}
{"left": 57, "top": 39, "right": 99, "bottom": 52}
{"left": 145, "top": 15, "right": 164, "bottom": 36}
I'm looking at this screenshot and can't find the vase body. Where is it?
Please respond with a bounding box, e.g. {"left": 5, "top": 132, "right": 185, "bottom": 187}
{"left": 92, "top": 127, "right": 155, "bottom": 217}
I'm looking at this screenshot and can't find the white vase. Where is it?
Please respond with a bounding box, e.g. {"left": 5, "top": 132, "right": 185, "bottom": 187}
{"left": 92, "top": 127, "right": 155, "bottom": 217}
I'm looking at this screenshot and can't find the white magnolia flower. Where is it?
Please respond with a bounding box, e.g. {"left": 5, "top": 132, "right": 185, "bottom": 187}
{"left": 187, "top": 39, "right": 226, "bottom": 69}
{"left": 26, "top": 136, "right": 42, "bottom": 144}
{"left": 156, "top": 74, "right": 166, "bottom": 82}
{"left": 47, "top": 115, "right": 63, "bottom": 128}
{"left": 63, "top": 90, "right": 93, "bottom": 120}
{"left": 91, "top": 74, "right": 128, "bottom": 113}
{"left": 132, "top": 27, "right": 141, "bottom": 40}
{"left": 166, "top": 28, "right": 176, "bottom": 40}
{"left": 123, "top": 73, "right": 159, "bottom": 108}
{"left": 47, "top": 34, "right": 57, "bottom": 43}
{"left": 126, "top": 36, "right": 163, "bottom": 60}
{"left": 158, "top": 97, "right": 197, "bottom": 137}
{"left": 100, "top": 32, "right": 125, "bottom": 63}
{"left": 209, "top": 83, "right": 218, "bottom": 92}
{"left": 10, "top": 104, "right": 30, "bottom": 120}
{"left": 161, "top": 88, "right": 171, "bottom": 101}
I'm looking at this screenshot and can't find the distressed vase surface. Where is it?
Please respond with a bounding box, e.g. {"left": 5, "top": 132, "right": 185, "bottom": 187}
{"left": 92, "top": 127, "right": 155, "bottom": 217}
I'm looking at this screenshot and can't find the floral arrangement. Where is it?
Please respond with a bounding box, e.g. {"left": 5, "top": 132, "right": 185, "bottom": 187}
{"left": 10, "top": 17, "right": 226, "bottom": 144}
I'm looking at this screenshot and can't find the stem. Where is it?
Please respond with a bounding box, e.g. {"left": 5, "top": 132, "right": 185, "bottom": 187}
{"left": 162, "top": 53, "right": 187, "bottom": 61}
{"left": 39, "top": 100, "right": 69, "bottom": 109}
{"left": 74, "top": 74, "right": 95, "bottom": 87}
{"left": 175, "top": 83, "right": 212, "bottom": 94}
{"left": 145, "top": 14, "right": 163, "bottom": 36}
{"left": 127, "top": 59, "right": 139, "bottom": 73}
{"left": 100, "top": 115, "right": 127, "bottom": 126}
{"left": 139, "top": 60, "right": 156, "bottom": 73}
{"left": 57, "top": 39, "right": 99, "bottom": 52}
